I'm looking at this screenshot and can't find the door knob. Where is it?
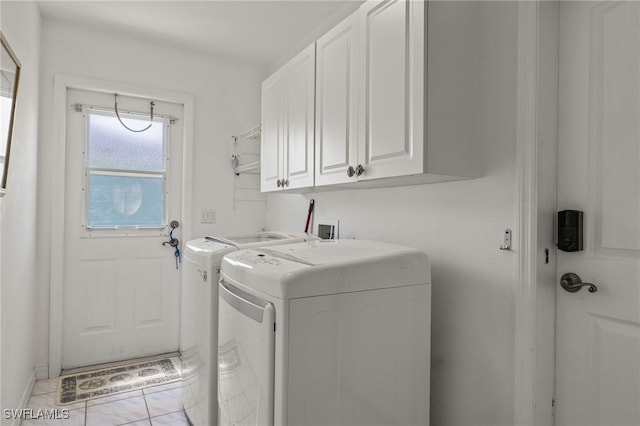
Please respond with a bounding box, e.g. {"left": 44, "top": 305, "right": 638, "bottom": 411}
{"left": 163, "top": 238, "right": 179, "bottom": 248}
{"left": 355, "top": 164, "right": 365, "bottom": 176}
{"left": 346, "top": 166, "right": 356, "bottom": 178}
{"left": 560, "top": 272, "right": 598, "bottom": 293}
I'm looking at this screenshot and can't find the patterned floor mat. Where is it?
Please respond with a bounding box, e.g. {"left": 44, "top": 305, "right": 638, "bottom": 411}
{"left": 56, "top": 357, "right": 180, "bottom": 405}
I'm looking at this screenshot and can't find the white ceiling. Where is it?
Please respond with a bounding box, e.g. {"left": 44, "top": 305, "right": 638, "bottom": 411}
{"left": 37, "top": 0, "right": 361, "bottom": 66}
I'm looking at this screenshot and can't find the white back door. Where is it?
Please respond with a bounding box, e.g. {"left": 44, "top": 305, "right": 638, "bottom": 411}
{"left": 62, "top": 88, "right": 183, "bottom": 369}
{"left": 555, "top": 2, "right": 640, "bottom": 424}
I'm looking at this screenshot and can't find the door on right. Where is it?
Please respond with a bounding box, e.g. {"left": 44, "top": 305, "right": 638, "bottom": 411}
{"left": 556, "top": 1, "right": 640, "bottom": 425}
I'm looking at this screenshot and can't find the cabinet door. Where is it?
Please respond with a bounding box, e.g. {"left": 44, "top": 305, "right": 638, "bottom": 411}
{"left": 284, "top": 44, "right": 315, "bottom": 190}
{"left": 358, "top": 0, "right": 425, "bottom": 180}
{"left": 261, "top": 72, "right": 284, "bottom": 192}
{"left": 315, "top": 13, "right": 359, "bottom": 186}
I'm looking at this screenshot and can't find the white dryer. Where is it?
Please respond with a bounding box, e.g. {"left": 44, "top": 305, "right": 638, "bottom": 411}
{"left": 181, "top": 231, "right": 314, "bottom": 426}
{"left": 217, "top": 239, "right": 431, "bottom": 426}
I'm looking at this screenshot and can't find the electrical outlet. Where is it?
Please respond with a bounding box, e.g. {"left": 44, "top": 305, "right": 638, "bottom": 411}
{"left": 201, "top": 209, "right": 216, "bottom": 224}
{"left": 315, "top": 218, "right": 339, "bottom": 239}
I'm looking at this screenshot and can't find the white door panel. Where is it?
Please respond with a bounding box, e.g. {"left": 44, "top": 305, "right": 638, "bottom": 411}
{"left": 363, "top": 0, "right": 408, "bottom": 161}
{"left": 63, "top": 88, "right": 182, "bottom": 369}
{"left": 315, "top": 13, "right": 359, "bottom": 186}
{"left": 358, "top": 0, "right": 424, "bottom": 180}
{"left": 556, "top": 2, "right": 640, "bottom": 425}
{"left": 261, "top": 75, "right": 284, "bottom": 192}
{"left": 285, "top": 44, "right": 315, "bottom": 189}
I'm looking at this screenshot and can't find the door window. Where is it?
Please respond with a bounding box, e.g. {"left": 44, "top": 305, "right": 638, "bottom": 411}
{"left": 84, "top": 110, "right": 168, "bottom": 232}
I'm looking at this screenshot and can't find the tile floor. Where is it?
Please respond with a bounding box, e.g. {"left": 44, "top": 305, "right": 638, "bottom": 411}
{"left": 21, "top": 378, "right": 189, "bottom": 426}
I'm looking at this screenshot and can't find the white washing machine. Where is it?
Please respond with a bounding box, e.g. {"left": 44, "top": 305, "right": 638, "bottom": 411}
{"left": 217, "top": 239, "right": 431, "bottom": 426}
{"left": 181, "top": 231, "right": 315, "bottom": 426}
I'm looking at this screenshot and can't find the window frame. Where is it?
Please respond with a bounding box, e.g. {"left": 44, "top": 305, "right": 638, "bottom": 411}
{"left": 0, "top": 94, "right": 14, "bottom": 170}
{"left": 80, "top": 107, "right": 171, "bottom": 238}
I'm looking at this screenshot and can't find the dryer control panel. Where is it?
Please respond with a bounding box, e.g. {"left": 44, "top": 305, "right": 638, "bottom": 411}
{"left": 236, "top": 252, "right": 283, "bottom": 267}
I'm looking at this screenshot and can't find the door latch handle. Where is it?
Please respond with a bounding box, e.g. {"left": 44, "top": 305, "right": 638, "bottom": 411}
{"left": 560, "top": 272, "right": 598, "bottom": 293}
{"left": 164, "top": 220, "right": 180, "bottom": 247}
{"left": 163, "top": 238, "right": 179, "bottom": 248}
{"left": 165, "top": 220, "right": 181, "bottom": 269}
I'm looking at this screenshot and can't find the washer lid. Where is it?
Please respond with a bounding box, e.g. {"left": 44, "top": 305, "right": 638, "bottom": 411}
{"left": 220, "top": 239, "right": 430, "bottom": 300}
{"left": 184, "top": 232, "right": 315, "bottom": 266}
{"left": 184, "top": 238, "right": 237, "bottom": 267}
{"left": 206, "top": 231, "right": 313, "bottom": 247}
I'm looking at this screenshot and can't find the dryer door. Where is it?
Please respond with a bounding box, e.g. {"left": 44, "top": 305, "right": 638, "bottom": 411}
{"left": 218, "top": 278, "right": 275, "bottom": 426}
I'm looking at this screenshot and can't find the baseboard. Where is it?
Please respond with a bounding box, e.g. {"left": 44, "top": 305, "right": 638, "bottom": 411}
{"left": 10, "top": 370, "right": 36, "bottom": 426}
{"left": 34, "top": 366, "right": 49, "bottom": 381}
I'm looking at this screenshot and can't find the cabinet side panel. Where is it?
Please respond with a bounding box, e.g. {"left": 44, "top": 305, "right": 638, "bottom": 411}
{"left": 426, "top": 2, "right": 515, "bottom": 178}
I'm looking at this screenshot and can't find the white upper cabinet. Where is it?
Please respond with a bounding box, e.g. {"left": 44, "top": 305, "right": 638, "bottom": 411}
{"left": 356, "top": 0, "right": 425, "bottom": 182}
{"left": 261, "top": 44, "right": 315, "bottom": 192}
{"left": 315, "top": 12, "right": 360, "bottom": 186}
{"left": 265, "top": 0, "right": 483, "bottom": 192}
{"left": 315, "top": 0, "right": 431, "bottom": 188}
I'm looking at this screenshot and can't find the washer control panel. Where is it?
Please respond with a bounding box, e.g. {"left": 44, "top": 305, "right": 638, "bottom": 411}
{"left": 236, "top": 252, "right": 283, "bottom": 266}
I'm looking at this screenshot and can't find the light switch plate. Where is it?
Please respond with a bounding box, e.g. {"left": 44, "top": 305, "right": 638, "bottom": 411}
{"left": 201, "top": 209, "right": 216, "bottom": 224}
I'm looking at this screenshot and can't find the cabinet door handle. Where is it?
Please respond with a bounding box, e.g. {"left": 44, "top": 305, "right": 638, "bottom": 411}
{"left": 356, "top": 164, "right": 365, "bottom": 176}
{"left": 283, "top": 179, "right": 289, "bottom": 187}
{"left": 347, "top": 166, "right": 356, "bottom": 178}
{"left": 276, "top": 179, "right": 282, "bottom": 188}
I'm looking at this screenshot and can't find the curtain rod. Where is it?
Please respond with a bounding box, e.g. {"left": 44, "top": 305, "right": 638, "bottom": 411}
{"left": 71, "top": 103, "right": 179, "bottom": 124}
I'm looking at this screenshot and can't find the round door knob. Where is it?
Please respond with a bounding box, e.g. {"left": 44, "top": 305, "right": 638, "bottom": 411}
{"left": 355, "top": 164, "right": 365, "bottom": 176}
{"left": 283, "top": 179, "right": 289, "bottom": 187}
{"left": 560, "top": 272, "right": 598, "bottom": 293}
{"left": 276, "top": 179, "right": 282, "bottom": 188}
{"left": 347, "top": 166, "right": 356, "bottom": 178}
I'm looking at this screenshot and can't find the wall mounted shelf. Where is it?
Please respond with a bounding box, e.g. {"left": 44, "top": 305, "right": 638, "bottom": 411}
{"left": 231, "top": 124, "right": 261, "bottom": 175}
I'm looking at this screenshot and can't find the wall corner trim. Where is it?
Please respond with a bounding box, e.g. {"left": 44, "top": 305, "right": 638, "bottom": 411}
{"left": 514, "top": 1, "right": 541, "bottom": 425}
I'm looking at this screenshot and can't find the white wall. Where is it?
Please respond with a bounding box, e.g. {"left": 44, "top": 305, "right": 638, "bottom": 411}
{"left": 0, "top": 1, "right": 41, "bottom": 421}
{"left": 267, "top": 0, "right": 363, "bottom": 75}
{"left": 35, "top": 18, "right": 267, "bottom": 374}
{"left": 24, "top": 2, "right": 522, "bottom": 424}
{"left": 266, "top": 2, "right": 519, "bottom": 425}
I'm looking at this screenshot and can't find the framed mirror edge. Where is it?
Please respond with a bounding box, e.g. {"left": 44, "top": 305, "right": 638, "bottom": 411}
{"left": 0, "top": 31, "right": 22, "bottom": 196}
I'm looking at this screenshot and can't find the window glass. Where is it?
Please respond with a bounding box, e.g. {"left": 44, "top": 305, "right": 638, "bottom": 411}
{"left": 87, "top": 113, "right": 164, "bottom": 172}
{"left": 88, "top": 174, "right": 164, "bottom": 228}
{"left": 85, "top": 111, "right": 166, "bottom": 230}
